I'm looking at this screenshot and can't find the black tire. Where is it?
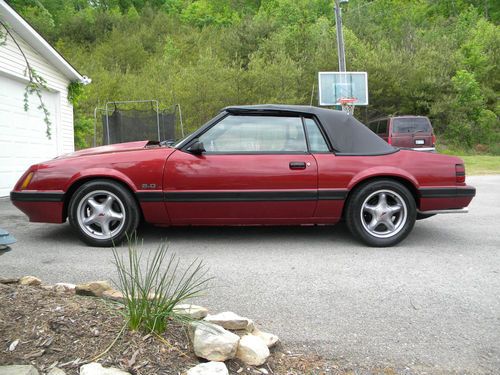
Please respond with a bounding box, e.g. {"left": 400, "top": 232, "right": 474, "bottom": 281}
{"left": 416, "top": 213, "right": 436, "bottom": 220}
{"left": 68, "top": 180, "right": 140, "bottom": 247}
{"left": 345, "top": 179, "right": 417, "bottom": 247}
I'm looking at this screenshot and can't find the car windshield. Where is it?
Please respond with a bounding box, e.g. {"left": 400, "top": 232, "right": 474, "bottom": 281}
{"left": 393, "top": 118, "right": 431, "bottom": 133}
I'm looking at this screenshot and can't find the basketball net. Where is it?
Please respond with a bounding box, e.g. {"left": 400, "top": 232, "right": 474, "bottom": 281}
{"left": 338, "top": 98, "right": 357, "bottom": 115}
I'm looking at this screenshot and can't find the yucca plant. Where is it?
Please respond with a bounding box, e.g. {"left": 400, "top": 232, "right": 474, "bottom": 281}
{"left": 112, "top": 236, "right": 212, "bottom": 334}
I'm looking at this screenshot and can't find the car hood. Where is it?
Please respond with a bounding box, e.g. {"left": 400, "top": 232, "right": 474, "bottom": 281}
{"left": 54, "top": 141, "right": 165, "bottom": 160}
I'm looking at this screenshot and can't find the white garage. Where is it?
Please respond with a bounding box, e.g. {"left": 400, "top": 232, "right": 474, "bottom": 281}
{"left": 0, "top": 0, "right": 89, "bottom": 197}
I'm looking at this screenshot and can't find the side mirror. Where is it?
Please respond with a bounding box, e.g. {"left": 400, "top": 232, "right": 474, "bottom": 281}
{"left": 187, "top": 140, "right": 205, "bottom": 155}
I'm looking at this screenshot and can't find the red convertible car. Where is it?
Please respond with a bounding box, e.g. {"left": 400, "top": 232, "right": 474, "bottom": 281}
{"left": 11, "top": 105, "right": 475, "bottom": 247}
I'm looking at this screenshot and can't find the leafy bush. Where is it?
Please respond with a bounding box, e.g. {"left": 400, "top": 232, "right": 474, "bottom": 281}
{"left": 112, "top": 237, "right": 212, "bottom": 334}
{"left": 74, "top": 117, "right": 93, "bottom": 149}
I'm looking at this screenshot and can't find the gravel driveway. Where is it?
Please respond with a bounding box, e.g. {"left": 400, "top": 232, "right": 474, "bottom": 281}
{"left": 1, "top": 175, "right": 499, "bottom": 373}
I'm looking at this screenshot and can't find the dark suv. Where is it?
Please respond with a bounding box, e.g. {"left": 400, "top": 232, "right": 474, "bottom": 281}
{"left": 367, "top": 116, "right": 436, "bottom": 151}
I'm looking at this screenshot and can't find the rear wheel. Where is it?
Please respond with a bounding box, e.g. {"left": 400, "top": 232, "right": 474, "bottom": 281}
{"left": 68, "top": 180, "right": 140, "bottom": 247}
{"left": 346, "top": 180, "right": 416, "bottom": 247}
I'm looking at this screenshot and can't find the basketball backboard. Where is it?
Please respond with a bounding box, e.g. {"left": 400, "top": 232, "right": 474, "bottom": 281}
{"left": 318, "top": 72, "right": 368, "bottom": 106}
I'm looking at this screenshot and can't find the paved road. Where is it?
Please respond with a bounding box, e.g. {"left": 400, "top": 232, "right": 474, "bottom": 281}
{"left": 1, "top": 175, "right": 499, "bottom": 373}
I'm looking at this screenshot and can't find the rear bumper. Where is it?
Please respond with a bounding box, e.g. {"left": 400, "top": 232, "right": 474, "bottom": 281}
{"left": 418, "top": 186, "right": 476, "bottom": 212}
{"left": 10, "top": 191, "right": 65, "bottom": 223}
{"left": 410, "top": 147, "right": 435, "bottom": 152}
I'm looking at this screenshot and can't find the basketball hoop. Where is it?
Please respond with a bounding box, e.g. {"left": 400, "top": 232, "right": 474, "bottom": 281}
{"left": 338, "top": 98, "right": 357, "bottom": 115}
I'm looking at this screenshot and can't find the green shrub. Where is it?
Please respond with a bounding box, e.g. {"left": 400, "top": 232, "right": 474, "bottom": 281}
{"left": 74, "top": 117, "right": 93, "bottom": 150}
{"left": 112, "top": 237, "right": 212, "bottom": 334}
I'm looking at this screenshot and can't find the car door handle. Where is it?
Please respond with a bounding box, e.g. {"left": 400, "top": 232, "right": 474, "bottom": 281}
{"left": 289, "top": 162, "right": 307, "bottom": 170}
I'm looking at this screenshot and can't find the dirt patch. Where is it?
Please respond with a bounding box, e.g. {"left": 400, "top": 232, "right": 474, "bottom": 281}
{"left": 0, "top": 284, "right": 334, "bottom": 374}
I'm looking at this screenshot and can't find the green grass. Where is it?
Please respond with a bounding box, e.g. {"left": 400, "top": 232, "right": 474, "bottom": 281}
{"left": 459, "top": 155, "right": 500, "bottom": 175}
{"left": 112, "top": 236, "right": 212, "bottom": 334}
{"left": 436, "top": 146, "right": 500, "bottom": 175}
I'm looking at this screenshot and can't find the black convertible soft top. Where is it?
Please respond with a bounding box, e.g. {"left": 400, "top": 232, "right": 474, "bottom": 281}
{"left": 224, "top": 104, "right": 397, "bottom": 156}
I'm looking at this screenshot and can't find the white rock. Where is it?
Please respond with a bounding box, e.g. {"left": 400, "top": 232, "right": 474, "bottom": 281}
{"left": 174, "top": 304, "right": 208, "bottom": 319}
{"left": 252, "top": 329, "right": 279, "bottom": 348}
{"left": 192, "top": 322, "right": 240, "bottom": 361}
{"left": 185, "top": 362, "right": 228, "bottom": 375}
{"left": 204, "top": 311, "right": 253, "bottom": 331}
{"left": 19, "top": 276, "right": 41, "bottom": 286}
{"left": 79, "top": 363, "right": 130, "bottom": 375}
{"left": 236, "top": 335, "right": 270, "bottom": 366}
{"left": 8, "top": 339, "right": 19, "bottom": 351}
{"left": 102, "top": 289, "right": 124, "bottom": 302}
{"left": 53, "top": 283, "right": 76, "bottom": 294}
{"left": 47, "top": 368, "right": 66, "bottom": 375}
{"left": 0, "top": 365, "right": 39, "bottom": 375}
{"left": 75, "top": 281, "right": 112, "bottom": 297}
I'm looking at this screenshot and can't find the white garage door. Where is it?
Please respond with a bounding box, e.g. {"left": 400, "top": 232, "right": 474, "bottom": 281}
{"left": 0, "top": 75, "right": 59, "bottom": 197}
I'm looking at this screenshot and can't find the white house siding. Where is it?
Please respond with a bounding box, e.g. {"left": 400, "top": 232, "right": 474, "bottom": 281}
{"left": 0, "top": 30, "right": 74, "bottom": 196}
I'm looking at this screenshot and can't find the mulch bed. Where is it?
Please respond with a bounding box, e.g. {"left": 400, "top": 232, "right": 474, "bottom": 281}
{"left": 0, "top": 283, "right": 334, "bottom": 374}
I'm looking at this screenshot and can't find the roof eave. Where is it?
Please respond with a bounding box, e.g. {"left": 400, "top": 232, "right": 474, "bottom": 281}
{"left": 0, "top": 0, "right": 90, "bottom": 84}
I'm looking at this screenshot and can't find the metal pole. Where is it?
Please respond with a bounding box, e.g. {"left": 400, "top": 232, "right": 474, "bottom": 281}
{"left": 154, "top": 100, "right": 160, "bottom": 141}
{"left": 93, "top": 107, "right": 98, "bottom": 147}
{"left": 334, "top": 0, "right": 346, "bottom": 72}
{"left": 105, "top": 102, "right": 110, "bottom": 145}
{"left": 177, "top": 104, "right": 185, "bottom": 138}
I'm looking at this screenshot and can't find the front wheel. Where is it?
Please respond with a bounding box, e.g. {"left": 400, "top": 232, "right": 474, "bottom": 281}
{"left": 68, "top": 180, "right": 140, "bottom": 247}
{"left": 345, "top": 180, "right": 416, "bottom": 247}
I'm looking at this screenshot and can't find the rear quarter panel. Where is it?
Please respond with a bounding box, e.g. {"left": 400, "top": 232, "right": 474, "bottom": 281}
{"left": 316, "top": 150, "right": 458, "bottom": 188}
{"left": 313, "top": 150, "right": 466, "bottom": 217}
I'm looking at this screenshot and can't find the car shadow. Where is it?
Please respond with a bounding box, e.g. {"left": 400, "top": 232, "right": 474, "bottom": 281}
{"left": 34, "top": 221, "right": 358, "bottom": 247}
{"left": 31, "top": 219, "right": 476, "bottom": 251}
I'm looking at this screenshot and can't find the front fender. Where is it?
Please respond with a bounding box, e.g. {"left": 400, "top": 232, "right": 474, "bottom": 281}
{"left": 64, "top": 168, "right": 138, "bottom": 193}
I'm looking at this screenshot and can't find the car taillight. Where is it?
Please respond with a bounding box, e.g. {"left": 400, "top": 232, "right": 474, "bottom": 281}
{"left": 432, "top": 134, "right": 436, "bottom": 146}
{"left": 387, "top": 136, "right": 392, "bottom": 145}
{"left": 455, "top": 164, "right": 465, "bottom": 183}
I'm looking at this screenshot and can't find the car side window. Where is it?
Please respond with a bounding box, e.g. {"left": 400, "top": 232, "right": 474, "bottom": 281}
{"left": 378, "top": 120, "right": 387, "bottom": 135}
{"left": 198, "top": 115, "right": 307, "bottom": 153}
{"left": 304, "top": 118, "right": 329, "bottom": 152}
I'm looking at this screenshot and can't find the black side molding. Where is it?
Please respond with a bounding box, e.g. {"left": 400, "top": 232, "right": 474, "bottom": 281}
{"left": 10, "top": 191, "right": 64, "bottom": 202}
{"left": 136, "top": 192, "right": 164, "bottom": 202}
{"left": 165, "top": 191, "right": 317, "bottom": 202}
{"left": 318, "top": 190, "right": 348, "bottom": 200}
{"left": 419, "top": 187, "right": 476, "bottom": 198}
{"left": 137, "top": 189, "right": 349, "bottom": 203}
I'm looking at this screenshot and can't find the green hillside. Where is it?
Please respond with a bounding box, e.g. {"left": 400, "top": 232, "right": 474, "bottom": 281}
{"left": 6, "top": 0, "right": 500, "bottom": 152}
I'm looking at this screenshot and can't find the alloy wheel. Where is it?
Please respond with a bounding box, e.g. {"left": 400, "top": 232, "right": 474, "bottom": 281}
{"left": 76, "top": 190, "right": 126, "bottom": 240}
{"left": 360, "top": 189, "right": 408, "bottom": 239}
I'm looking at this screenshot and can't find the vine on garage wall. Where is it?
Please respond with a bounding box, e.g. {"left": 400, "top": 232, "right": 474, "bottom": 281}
{"left": 0, "top": 28, "right": 6, "bottom": 45}
{"left": 67, "top": 81, "right": 85, "bottom": 106}
{"left": 0, "top": 20, "right": 52, "bottom": 139}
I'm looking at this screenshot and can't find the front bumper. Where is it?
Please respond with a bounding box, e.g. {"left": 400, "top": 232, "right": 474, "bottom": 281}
{"left": 10, "top": 191, "right": 66, "bottom": 223}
